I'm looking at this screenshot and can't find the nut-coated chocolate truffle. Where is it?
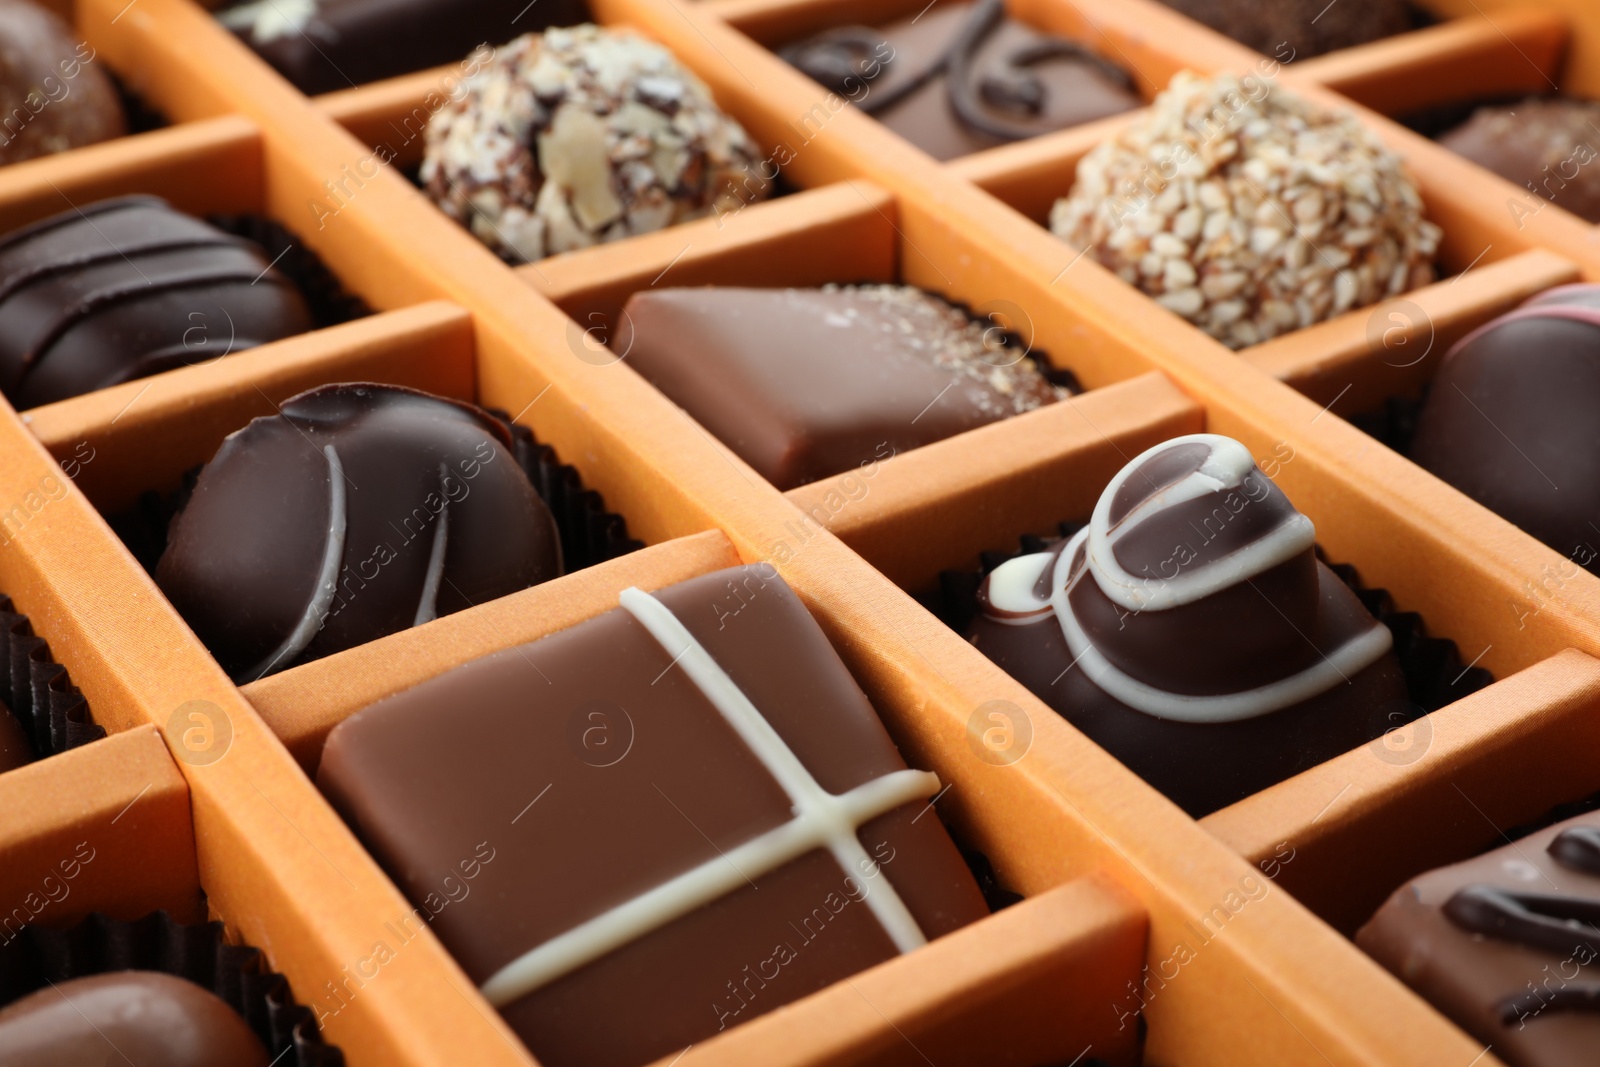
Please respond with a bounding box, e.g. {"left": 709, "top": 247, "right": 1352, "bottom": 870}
{"left": 780, "top": 0, "right": 1140, "bottom": 162}
{"left": 966, "top": 434, "right": 1408, "bottom": 816}
{"left": 1051, "top": 72, "right": 1440, "bottom": 349}
{"left": 1156, "top": 0, "right": 1414, "bottom": 60}
{"left": 156, "top": 383, "right": 563, "bottom": 682}
{"left": 423, "top": 25, "right": 770, "bottom": 264}
{"left": 621, "top": 284, "right": 1069, "bottom": 489}
{"left": 215, "top": 0, "right": 588, "bottom": 96}
{"left": 1358, "top": 812, "right": 1600, "bottom": 1067}
{"left": 318, "top": 564, "right": 988, "bottom": 1067}
{"left": 0, "top": 196, "right": 314, "bottom": 408}
{"left": 1438, "top": 98, "right": 1600, "bottom": 224}
{"left": 0, "top": 1, "right": 124, "bottom": 166}
{"left": 1411, "top": 284, "right": 1600, "bottom": 570}
{"left": 0, "top": 971, "right": 271, "bottom": 1066}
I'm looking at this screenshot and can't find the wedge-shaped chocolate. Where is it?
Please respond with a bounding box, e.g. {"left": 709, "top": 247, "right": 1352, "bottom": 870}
{"left": 319, "top": 564, "right": 988, "bottom": 1067}
{"left": 623, "top": 284, "right": 1068, "bottom": 490}
{"left": 1358, "top": 812, "right": 1600, "bottom": 1067}
{"left": 0, "top": 971, "right": 271, "bottom": 1066}
{"left": 216, "top": 0, "right": 589, "bottom": 95}
{"left": 780, "top": 0, "right": 1140, "bottom": 161}
{"left": 966, "top": 434, "right": 1407, "bottom": 816}
{"left": 157, "top": 384, "right": 563, "bottom": 682}
{"left": 0, "top": 196, "right": 313, "bottom": 408}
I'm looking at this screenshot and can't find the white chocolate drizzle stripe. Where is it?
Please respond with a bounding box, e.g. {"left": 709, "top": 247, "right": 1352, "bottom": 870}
{"left": 238, "top": 444, "right": 346, "bottom": 684}
{"left": 1049, "top": 528, "right": 1394, "bottom": 723}
{"left": 478, "top": 586, "right": 938, "bottom": 1008}
{"left": 1088, "top": 434, "right": 1314, "bottom": 613}
{"left": 413, "top": 464, "right": 450, "bottom": 626}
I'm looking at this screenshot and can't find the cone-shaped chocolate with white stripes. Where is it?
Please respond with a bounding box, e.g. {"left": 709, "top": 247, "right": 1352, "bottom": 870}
{"left": 968, "top": 433, "right": 1408, "bottom": 816}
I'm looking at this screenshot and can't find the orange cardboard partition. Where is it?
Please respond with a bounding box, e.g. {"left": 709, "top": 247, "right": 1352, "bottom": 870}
{"left": 0, "top": 0, "right": 1598, "bottom": 1065}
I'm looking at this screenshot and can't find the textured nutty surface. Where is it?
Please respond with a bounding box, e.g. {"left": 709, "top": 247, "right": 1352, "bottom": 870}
{"left": 422, "top": 25, "right": 770, "bottom": 263}
{"left": 1051, "top": 72, "right": 1440, "bottom": 350}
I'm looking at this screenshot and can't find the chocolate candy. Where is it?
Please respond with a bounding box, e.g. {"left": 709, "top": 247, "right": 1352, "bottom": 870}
{"left": 1438, "top": 98, "right": 1600, "bottom": 224}
{"left": 966, "top": 434, "right": 1407, "bottom": 816}
{"left": 0, "top": 971, "right": 270, "bottom": 1066}
{"left": 1156, "top": 0, "right": 1414, "bottom": 60}
{"left": 1358, "top": 812, "right": 1600, "bottom": 1066}
{"left": 156, "top": 383, "right": 563, "bottom": 682}
{"left": 214, "top": 0, "right": 588, "bottom": 95}
{"left": 1052, "top": 73, "right": 1440, "bottom": 349}
{"left": 621, "top": 285, "right": 1068, "bottom": 490}
{"left": 1411, "top": 285, "right": 1600, "bottom": 571}
{"left": 0, "top": 1, "right": 124, "bottom": 166}
{"left": 779, "top": 0, "right": 1139, "bottom": 161}
{"left": 318, "top": 564, "right": 988, "bottom": 1067}
{"left": 0, "top": 196, "right": 314, "bottom": 408}
{"left": 423, "top": 25, "right": 770, "bottom": 264}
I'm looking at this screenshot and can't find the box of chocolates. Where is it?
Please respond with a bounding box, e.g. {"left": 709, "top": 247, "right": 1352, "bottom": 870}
{"left": 3, "top": 0, "right": 1600, "bottom": 1064}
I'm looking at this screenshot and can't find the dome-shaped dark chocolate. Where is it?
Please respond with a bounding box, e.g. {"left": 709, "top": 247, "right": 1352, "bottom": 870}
{"left": 157, "top": 384, "right": 563, "bottom": 681}
{"left": 968, "top": 433, "right": 1406, "bottom": 815}
{"left": 1413, "top": 284, "right": 1600, "bottom": 570}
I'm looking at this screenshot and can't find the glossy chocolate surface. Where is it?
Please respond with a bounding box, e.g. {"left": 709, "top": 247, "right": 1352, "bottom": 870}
{"left": 781, "top": 0, "right": 1139, "bottom": 161}
{"left": 319, "top": 565, "right": 987, "bottom": 1067}
{"left": 621, "top": 285, "right": 1066, "bottom": 490}
{"left": 1412, "top": 284, "right": 1600, "bottom": 571}
{"left": 1439, "top": 99, "right": 1600, "bottom": 224}
{"left": 217, "top": 0, "right": 589, "bottom": 95}
{"left": 157, "top": 383, "right": 562, "bottom": 682}
{"left": 966, "top": 435, "right": 1407, "bottom": 816}
{"left": 1359, "top": 812, "right": 1600, "bottom": 1067}
{"left": 0, "top": 196, "right": 313, "bottom": 408}
{"left": 0, "top": 1, "right": 123, "bottom": 166}
{"left": 0, "top": 971, "right": 270, "bottom": 1066}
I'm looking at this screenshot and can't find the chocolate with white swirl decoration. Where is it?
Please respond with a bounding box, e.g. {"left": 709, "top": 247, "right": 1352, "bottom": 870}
{"left": 967, "top": 434, "right": 1407, "bottom": 816}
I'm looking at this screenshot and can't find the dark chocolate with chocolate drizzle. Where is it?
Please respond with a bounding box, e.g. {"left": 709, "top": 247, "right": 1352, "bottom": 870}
{"left": 780, "top": 0, "right": 1140, "bottom": 161}
{"left": 156, "top": 383, "right": 563, "bottom": 682}
{"left": 1359, "top": 813, "right": 1600, "bottom": 1066}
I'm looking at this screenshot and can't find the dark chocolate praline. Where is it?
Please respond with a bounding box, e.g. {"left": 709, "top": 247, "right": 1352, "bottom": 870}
{"left": 1411, "top": 284, "right": 1600, "bottom": 572}
{"left": 0, "top": 971, "right": 271, "bottom": 1066}
{"left": 156, "top": 383, "right": 563, "bottom": 682}
{"left": 1358, "top": 812, "right": 1600, "bottom": 1067}
{"left": 780, "top": 0, "right": 1140, "bottom": 161}
{"left": 1156, "top": 0, "right": 1414, "bottom": 60}
{"left": 1438, "top": 98, "right": 1600, "bottom": 224}
{"left": 0, "top": 196, "right": 314, "bottom": 408}
{"left": 0, "top": 0, "right": 125, "bottom": 166}
{"left": 965, "top": 433, "right": 1407, "bottom": 816}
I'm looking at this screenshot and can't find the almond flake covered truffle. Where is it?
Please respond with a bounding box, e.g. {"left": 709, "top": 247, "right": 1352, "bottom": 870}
{"left": 1050, "top": 72, "right": 1441, "bottom": 349}
{"left": 422, "top": 25, "right": 771, "bottom": 263}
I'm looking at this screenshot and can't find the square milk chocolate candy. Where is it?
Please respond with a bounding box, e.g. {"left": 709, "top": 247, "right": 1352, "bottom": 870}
{"left": 318, "top": 564, "right": 989, "bottom": 1067}
{"left": 1357, "top": 811, "right": 1600, "bottom": 1067}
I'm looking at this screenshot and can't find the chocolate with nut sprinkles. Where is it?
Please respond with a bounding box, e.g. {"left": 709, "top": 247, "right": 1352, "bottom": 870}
{"left": 1411, "top": 284, "right": 1600, "bottom": 574}
{"left": 965, "top": 434, "right": 1407, "bottom": 816}
{"left": 0, "top": 972, "right": 270, "bottom": 1066}
{"left": 318, "top": 565, "right": 988, "bottom": 1067}
{"left": 621, "top": 284, "right": 1070, "bottom": 490}
{"left": 780, "top": 0, "right": 1139, "bottom": 161}
{"left": 0, "top": 196, "right": 314, "bottom": 408}
{"left": 1358, "top": 811, "right": 1600, "bottom": 1067}
{"left": 156, "top": 383, "right": 562, "bottom": 682}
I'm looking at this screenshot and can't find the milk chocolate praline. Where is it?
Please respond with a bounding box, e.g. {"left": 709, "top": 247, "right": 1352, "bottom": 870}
{"left": 0, "top": 971, "right": 270, "bottom": 1066}
{"left": 1438, "top": 98, "right": 1600, "bottom": 224}
{"left": 1411, "top": 284, "right": 1600, "bottom": 573}
{"left": 156, "top": 383, "right": 562, "bottom": 681}
{"left": 0, "top": 1, "right": 124, "bottom": 166}
{"left": 966, "top": 434, "right": 1407, "bottom": 816}
{"left": 1156, "top": 0, "right": 1414, "bottom": 59}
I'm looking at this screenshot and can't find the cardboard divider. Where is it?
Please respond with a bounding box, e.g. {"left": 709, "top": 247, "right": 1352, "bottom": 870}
{"left": 663, "top": 874, "right": 1148, "bottom": 1067}
{"left": 0, "top": 725, "right": 201, "bottom": 930}
{"left": 1242, "top": 247, "right": 1582, "bottom": 414}
{"left": 1292, "top": 7, "right": 1570, "bottom": 115}
{"left": 1203, "top": 649, "right": 1600, "bottom": 936}
{"left": 1423, "top": 0, "right": 1600, "bottom": 99}
{"left": 22, "top": 302, "right": 476, "bottom": 514}
{"left": 243, "top": 530, "right": 743, "bottom": 773}
{"left": 787, "top": 371, "right": 1202, "bottom": 592}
